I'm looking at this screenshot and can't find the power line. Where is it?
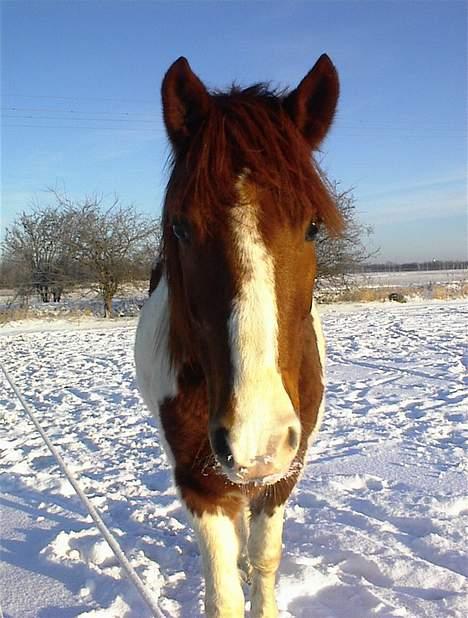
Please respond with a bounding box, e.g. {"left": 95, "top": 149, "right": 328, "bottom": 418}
{"left": 1, "top": 105, "right": 160, "bottom": 118}
{"left": 2, "top": 123, "right": 162, "bottom": 132}
{"left": 1, "top": 116, "right": 461, "bottom": 135}
{"left": 0, "top": 104, "right": 463, "bottom": 133}
{"left": 2, "top": 123, "right": 462, "bottom": 138}
{"left": 0, "top": 103, "right": 462, "bottom": 131}
{"left": 2, "top": 93, "right": 157, "bottom": 104}
{"left": 2, "top": 114, "right": 161, "bottom": 125}
{"left": 338, "top": 120, "right": 461, "bottom": 129}
{"left": 337, "top": 124, "right": 461, "bottom": 134}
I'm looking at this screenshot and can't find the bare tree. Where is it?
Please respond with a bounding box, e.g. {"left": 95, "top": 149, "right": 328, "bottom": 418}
{"left": 316, "top": 179, "right": 376, "bottom": 286}
{"left": 1, "top": 179, "right": 369, "bottom": 313}
{"left": 52, "top": 192, "right": 160, "bottom": 317}
{"left": 2, "top": 206, "right": 74, "bottom": 302}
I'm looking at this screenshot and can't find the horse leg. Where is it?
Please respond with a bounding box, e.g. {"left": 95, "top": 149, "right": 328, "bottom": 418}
{"left": 248, "top": 503, "right": 285, "bottom": 618}
{"left": 191, "top": 510, "right": 245, "bottom": 618}
{"left": 236, "top": 505, "right": 252, "bottom": 583}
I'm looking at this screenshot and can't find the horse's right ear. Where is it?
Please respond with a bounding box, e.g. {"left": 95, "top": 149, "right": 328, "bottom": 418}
{"left": 162, "top": 57, "right": 212, "bottom": 150}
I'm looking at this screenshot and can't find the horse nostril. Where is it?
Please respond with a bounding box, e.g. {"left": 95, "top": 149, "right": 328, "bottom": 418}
{"left": 212, "top": 427, "right": 234, "bottom": 469}
{"left": 288, "top": 426, "right": 299, "bottom": 450}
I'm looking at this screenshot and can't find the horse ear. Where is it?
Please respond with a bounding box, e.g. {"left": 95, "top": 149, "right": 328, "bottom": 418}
{"left": 283, "top": 54, "right": 339, "bottom": 150}
{"left": 161, "top": 57, "right": 212, "bottom": 150}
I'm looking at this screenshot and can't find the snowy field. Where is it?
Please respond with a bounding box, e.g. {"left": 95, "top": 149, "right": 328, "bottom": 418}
{"left": 1, "top": 300, "right": 467, "bottom": 617}
{"left": 352, "top": 269, "right": 467, "bottom": 288}
{"left": 1, "top": 270, "right": 466, "bottom": 322}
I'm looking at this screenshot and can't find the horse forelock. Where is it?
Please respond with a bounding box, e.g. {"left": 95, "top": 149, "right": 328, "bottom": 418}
{"left": 163, "top": 84, "right": 342, "bottom": 236}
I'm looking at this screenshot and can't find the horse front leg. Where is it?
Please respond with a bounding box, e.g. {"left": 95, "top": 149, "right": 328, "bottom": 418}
{"left": 248, "top": 503, "right": 285, "bottom": 618}
{"left": 236, "top": 505, "right": 252, "bottom": 583}
{"left": 191, "top": 510, "right": 245, "bottom": 618}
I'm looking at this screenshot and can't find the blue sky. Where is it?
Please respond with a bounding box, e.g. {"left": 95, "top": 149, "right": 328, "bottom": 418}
{"left": 1, "top": 0, "right": 466, "bottom": 262}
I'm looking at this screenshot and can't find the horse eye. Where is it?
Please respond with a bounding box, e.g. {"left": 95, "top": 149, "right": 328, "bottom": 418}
{"left": 305, "top": 221, "right": 319, "bottom": 242}
{"left": 172, "top": 220, "right": 191, "bottom": 243}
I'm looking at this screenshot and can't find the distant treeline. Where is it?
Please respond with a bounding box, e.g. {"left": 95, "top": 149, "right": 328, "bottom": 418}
{"left": 356, "top": 260, "right": 468, "bottom": 273}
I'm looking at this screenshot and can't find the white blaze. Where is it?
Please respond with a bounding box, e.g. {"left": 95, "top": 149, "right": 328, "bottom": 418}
{"left": 228, "top": 185, "right": 297, "bottom": 466}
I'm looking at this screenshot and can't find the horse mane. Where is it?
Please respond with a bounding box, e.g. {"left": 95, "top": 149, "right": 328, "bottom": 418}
{"left": 160, "top": 82, "right": 343, "bottom": 367}
{"left": 163, "top": 83, "right": 342, "bottom": 234}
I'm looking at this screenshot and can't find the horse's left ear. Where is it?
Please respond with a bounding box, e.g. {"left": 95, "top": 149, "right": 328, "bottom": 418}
{"left": 283, "top": 54, "right": 339, "bottom": 150}
{"left": 161, "top": 57, "right": 212, "bottom": 150}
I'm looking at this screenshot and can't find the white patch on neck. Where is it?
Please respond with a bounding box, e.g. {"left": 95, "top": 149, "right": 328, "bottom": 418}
{"left": 134, "top": 274, "right": 178, "bottom": 465}
{"left": 308, "top": 300, "right": 326, "bottom": 444}
{"left": 227, "top": 183, "right": 296, "bottom": 465}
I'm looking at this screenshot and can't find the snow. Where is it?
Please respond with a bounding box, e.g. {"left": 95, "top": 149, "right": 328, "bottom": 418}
{"left": 352, "top": 269, "right": 467, "bottom": 288}
{"left": 1, "top": 299, "right": 467, "bottom": 617}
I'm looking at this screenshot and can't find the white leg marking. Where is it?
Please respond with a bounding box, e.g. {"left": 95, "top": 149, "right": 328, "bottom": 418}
{"left": 309, "top": 300, "right": 326, "bottom": 444}
{"left": 236, "top": 506, "right": 252, "bottom": 582}
{"left": 248, "top": 504, "right": 285, "bottom": 618}
{"left": 134, "top": 275, "right": 178, "bottom": 464}
{"left": 191, "top": 511, "right": 245, "bottom": 618}
{"left": 228, "top": 183, "right": 297, "bottom": 466}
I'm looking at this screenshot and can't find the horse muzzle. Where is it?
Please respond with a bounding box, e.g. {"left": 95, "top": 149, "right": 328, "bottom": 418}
{"left": 210, "top": 419, "right": 300, "bottom": 485}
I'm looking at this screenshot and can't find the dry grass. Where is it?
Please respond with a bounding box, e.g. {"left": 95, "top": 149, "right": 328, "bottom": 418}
{"left": 0, "top": 305, "right": 100, "bottom": 326}
{"left": 320, "top": 281, "right": 468, "bottom": 304}
{"left": 1, "top": 280, "right": 466, "bottom": 324}
{"left": 0, "top": 306, "right": 30, "bottom": 325}
{"left": 429, "top": 282, "right": 468, "bottom": 300}
{"left": 339, "top": 287, "right": 396, "bottom": 303}
{"left": 0, "top": 292, "right": 145, "bottom": 324}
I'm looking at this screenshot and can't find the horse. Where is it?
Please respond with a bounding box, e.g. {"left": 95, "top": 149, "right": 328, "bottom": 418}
{"left": 135, "top": 54, "right": 343, "bottom": 618}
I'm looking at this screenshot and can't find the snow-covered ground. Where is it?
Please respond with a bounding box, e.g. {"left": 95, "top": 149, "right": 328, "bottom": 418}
{"left": 352, "top": 269, "right": 467, "bottom": 288}
{"left": 1, "top": 300, "right": 467, "bottom": 617}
